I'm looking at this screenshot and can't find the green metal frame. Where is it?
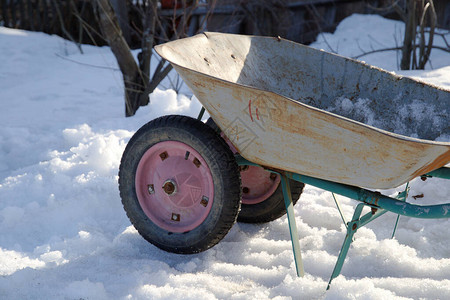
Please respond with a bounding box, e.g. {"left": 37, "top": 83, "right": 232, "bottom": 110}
{"left": 235, "top": 155, "right": 450, "bottom": 289}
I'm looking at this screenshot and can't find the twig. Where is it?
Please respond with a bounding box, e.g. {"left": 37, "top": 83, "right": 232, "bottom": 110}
{"left": 431, "top": 32, "right": 450, "bottom": 48}
{"left": 418, "top": 0, "right": 436, "bottom": 69}
{"left": 54, "top": 53, "right": 120, "bottom": 71}
{"left": 198, "top": 0, "right": 217, "bottom": 31}
{"left": 393, "top": 1, "right": 407, "bottom": 23}
{"left": 400, "top": 0, "right": 416, "bottom": 70}
{"left": 68, "top": 0, "right": 85, "bottom": 45}
{"left": 353, "top": 44, "right": 449, "bottom": 60}
{"left": 394, "top": 25, "right": 401, "bottom": 69}
{"left": 140, "top": 63, "right": 173, "bottom": 104}
{"left": 368, "top": 34, "right": 388, "bottom": 48}
{"left": 306, "top": 4, "right": 337, "bottom": 53}
{"left": 51, "top": 0, "right": 83, "bottom": 54}
{"left": 353, "top": 47, "right": 402, "bottom": 59}
{"left": 356, "top": 39, "right": 366, "bottom": 54}
{"left": 429, "top": 45, "right": 450, "bottom": 52}
{"left": 367, "top": 0, "right": 403, "bottom": 12}
{"left": 73, "top": 13, "right": 108, "bottom": 44}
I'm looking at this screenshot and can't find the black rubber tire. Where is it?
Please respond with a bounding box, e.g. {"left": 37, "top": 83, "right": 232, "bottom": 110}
{"left": 119, "top": 115, "right": 241, "bottom": 254}
{"left": 206, "top": 117, "right": 304, "bottom": 223}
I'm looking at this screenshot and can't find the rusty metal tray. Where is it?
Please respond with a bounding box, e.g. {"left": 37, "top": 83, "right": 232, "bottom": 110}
{"left": 155, "top": 32, "right": 450, "bottom": 189}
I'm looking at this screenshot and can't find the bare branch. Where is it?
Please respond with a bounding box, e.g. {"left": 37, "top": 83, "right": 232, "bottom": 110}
{"left": 429, "top": 45, "right": 450, "bottom": 52}
{"left": 140, "top": 1, "right": 158, "bottom": 85}
{"left": 428, "top": 31, "right": 450, "bottom": 49}
{"left": 353, "top": 47, "right": 402, "bottom": 59}
{"left": 394, "top": 25, "right": 401, "bottom": 69}
{"left": 198, "top": 0, "right": 217, "bottom": 31}
{"left": 353, "top": 44, "right": 449, "bottom": 60}
{"left": 441, "top": 35, "right": 450, "bottom": 49}
{"left": 418, "top": 0, "right": 436, "bottom": 69}
{"left": 356, "top": 39, "right": 366, "bottom": 55}
{"left": 140, "top": 63, "right": 173, "bottom": 104}
{"left": 54, "top": 53, "right": 119, "bottom": 71}
{"left": 52, "top": 0, "right": 83, "bottom": 54}
{"left": 394, "top": 2, "right": 407, "bottom": 23}
{"left": 306, "top": 4, "right": 337, "bottom": 53}
{"left": 94, "top": 0, "right": 145, "bottom": 116}
{"left": 400, "top": 0, "right": 417, "bottom": 70}
{"left": 72, "top": 13, "right": 108, "bottom": 45}
{"left": 367, "top": 0, "right": 403, "bottom": 12}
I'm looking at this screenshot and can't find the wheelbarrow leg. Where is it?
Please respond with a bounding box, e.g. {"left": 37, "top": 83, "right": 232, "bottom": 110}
{"left": 280, "top": 173, "right": 305, "bottom": 277}
{"left": 327, "top": 203, "right": 364, "bottom": 290}
{"left": 327, "top": 201, "right": 390, "bottom": 289}
{"left": 391, "top": 182, "right": 410, "bottom": 239}
{"left": 197, "top": 106, "right": 206, "bottom": 120}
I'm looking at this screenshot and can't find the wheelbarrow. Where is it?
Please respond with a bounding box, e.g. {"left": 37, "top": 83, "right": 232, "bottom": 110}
{"left": 119, "top": 32, "right": 450, "bottom": 289}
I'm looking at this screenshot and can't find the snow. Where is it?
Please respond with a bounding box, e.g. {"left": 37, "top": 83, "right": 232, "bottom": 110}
{"left": 0, "top": 14, "right": 449, "bottom": 299}
{"left": 315, "top": 14, "right": 450, "bottom": 141}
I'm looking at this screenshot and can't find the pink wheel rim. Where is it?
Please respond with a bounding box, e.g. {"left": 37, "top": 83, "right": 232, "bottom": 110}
{"left": 220, "top": 132, "right": 280, "bottom": 205}
{"left": 135, "top": 141, "right": 214, "bottom": 233}
{"left": 240, "top": 166, "right": 281, "bottom": 205}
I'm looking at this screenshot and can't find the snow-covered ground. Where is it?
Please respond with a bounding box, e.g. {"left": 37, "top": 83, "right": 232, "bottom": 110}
{"left": 1, "top": 14, "right": 449, "bottom": 299}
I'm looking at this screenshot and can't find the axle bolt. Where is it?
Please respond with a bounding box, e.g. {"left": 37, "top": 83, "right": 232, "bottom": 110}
{"left": 162, "top": 180, "right": 177, "bottom": 195}
{"left": 147, "top": 184, "right": 155, "bottom": 194}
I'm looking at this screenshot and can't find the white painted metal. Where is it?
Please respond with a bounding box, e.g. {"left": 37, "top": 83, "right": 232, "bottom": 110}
{"left": 155, "top": 32, "right": 450, "bottom": 189}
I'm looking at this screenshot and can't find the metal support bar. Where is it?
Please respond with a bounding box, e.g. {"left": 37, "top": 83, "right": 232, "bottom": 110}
{"left": 332, "top": 193, "right": 348, "bottom": 229}
{"left": 391, "top": 214, "right": 401, "bottom": 239}
{"left": 236, "top": 155, "right": 305, "bottom": 277}
{"left": 197, "top": 106, "right": 205, "bottom": 120}
{"left": 328, "top": 185, "right": 410, "bottom": 288}
{"left": 358, "top": 206, "right": 387, "bottom": 227}
{"left": 234, "top": 158, "right": 450, "bottom": 218}
{"left": 327, "top": 203, "right": 364, "bottom": 290}
{"left": 235, "top": 155, "right": 259, "bottom": 167}
{"left": 391, "top": 183, "right": 409, "bottom": 239}
{"left": 284, "top": 171, "right": 450, "bottom": 219}
{"left": 327, "top": 203, "right": 390, "bottom": 289}
{"left": 280, "top": 173, "right": 305, "bottom": 277}
{"left": 424, "top": 166, "right": 450, "bottom": 180}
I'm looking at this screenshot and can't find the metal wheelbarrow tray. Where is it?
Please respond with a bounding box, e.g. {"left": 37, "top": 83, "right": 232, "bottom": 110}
{"left": 155, "top": 32, "right": 449, "bottom": 190}
{"left": 119, "top": 32, "right": 450, "bottom": 290}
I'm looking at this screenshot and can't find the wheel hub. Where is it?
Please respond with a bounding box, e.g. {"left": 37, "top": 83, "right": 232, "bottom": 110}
{"left": 162, "top": 180, "right": 177, "bottom": 195}
{"left": 240, "top": 165, "right": 281, "bottom": 205}
{"left": 135, "top": 140, "right": 214, "bottom": 233}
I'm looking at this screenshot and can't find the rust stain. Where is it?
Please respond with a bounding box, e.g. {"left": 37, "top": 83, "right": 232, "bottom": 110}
{"left": 256, "top": 107, "right": 260, "bottom": 120}
{"left": 410, "top": 149, "right": 450, "bottom": 179}
{"left": 193, "top": 157, "right": 201, "bottom": 168}
{"left": 412, "top": 193, "right": 424, "bottom": 200}
{"left": 159, "top": 151, "right": 168, "bottom": 161}
{"left": 248, "top": 99, "right": 253, "bottom": 122}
